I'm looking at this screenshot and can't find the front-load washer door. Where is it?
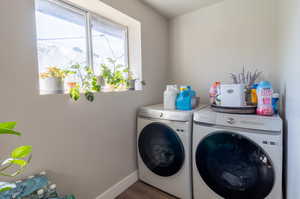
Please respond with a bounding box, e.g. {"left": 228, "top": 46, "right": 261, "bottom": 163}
{"left": 195, "top": 132, "right": 275, "bottom": 199}
{"left": 138, "top": 122, "right": 185, "bottom": 177}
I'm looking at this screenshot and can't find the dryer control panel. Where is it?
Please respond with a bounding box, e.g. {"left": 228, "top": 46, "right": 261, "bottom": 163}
{"left": 194, "top": 107, "right": 282, "bottom": 132}
{"left": 216, "top": 114, "right": 282, "bottom": 132}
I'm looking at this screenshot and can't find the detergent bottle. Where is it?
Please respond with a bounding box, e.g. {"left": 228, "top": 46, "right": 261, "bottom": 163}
{"left": 256, "top": 81, "right": 274, "bottom": 116}
{"left": 176, "top": 86, "right": 193, "bottom": 110}
{"left": 164, "top": 85, "right": 179, "bottom": 110}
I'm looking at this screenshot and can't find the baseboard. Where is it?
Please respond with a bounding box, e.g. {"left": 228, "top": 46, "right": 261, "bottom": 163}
{"left": 95, "top": 171, "right": 138, "bottom": 199}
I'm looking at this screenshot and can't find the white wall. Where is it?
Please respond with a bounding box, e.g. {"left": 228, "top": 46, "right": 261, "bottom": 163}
{"left": 277, "top": 0, "right": 300, "bottom": 198}
{"left": 169, "top": 0, "right": 278, "bottom": 102}
{"left": 0, "top": 0, "right": 168, "bottom": 198}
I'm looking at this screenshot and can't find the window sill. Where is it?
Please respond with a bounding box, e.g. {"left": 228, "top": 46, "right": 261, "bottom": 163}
{"left": 39, "top": 88, "right": 142, "bottom": 96}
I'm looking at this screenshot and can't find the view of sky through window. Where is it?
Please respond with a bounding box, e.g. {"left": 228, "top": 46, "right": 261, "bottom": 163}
{"left": 91, "top": 15, "right": 127, "bottom": 76}
{"left": 36, "top": 8, "right": 87, "bottom": 72}
{"left": 36, "top": 0, "right": 128, "bottom": 77}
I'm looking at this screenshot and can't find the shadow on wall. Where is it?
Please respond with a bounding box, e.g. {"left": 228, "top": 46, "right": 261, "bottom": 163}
{"left": 281, "top": 85, "right": 287, "bottom": 199}
{"left": 197, "top": 0, "right": 225, "bottom": 9}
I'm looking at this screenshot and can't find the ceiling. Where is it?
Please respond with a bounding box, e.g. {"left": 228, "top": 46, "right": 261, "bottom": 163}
{"left": 141, "top": 0, "right": 224, "bottom": 18}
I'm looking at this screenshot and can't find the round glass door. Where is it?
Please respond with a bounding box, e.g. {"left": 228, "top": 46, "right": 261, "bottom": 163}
{"left": 138, "top": 122, "right": 185, "bottom": 177}
{"left": 196, "top": 132, "right": 275, "bottom": 199}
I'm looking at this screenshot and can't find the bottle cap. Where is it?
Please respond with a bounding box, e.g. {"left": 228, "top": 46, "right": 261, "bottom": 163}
{"left": 40, "top": 171, "right": 47, "bottom": 175}
{"left": 49, "top": 184, "right": 57, "bottom": 190}
{"left": 37, "top": 189, "right": 44, "bottom": 195}
{"left": 273, "top": 93, "right": 280, "bottom": 98}
{"left": 166, "top": 85, "right": 173, "bottom": 91}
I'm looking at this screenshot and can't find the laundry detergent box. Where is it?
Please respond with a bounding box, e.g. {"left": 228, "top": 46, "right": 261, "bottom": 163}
{"left": 220, "top": 84, "right": 246, "bottom": 107}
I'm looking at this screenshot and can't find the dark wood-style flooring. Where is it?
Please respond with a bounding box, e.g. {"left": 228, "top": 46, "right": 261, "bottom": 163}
{"left": 116, "top": 181, "right": 177, "bottom": 199}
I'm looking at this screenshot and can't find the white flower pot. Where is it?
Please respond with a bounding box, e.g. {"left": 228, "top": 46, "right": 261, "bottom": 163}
{"left": 40, "top": 77, "right": 65, "bottom": 94}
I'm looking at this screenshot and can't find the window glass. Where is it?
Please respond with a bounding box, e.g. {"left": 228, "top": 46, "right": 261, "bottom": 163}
{"left": 36, "top": 0, "right": 88, "bottom": 73}
{"left": 91, "top": 15, "right": 128, "bottom": 76}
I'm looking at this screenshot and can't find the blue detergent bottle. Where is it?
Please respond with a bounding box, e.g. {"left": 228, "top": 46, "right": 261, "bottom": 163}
{"left": 176, "top": 86, "right": 193, "bottom": 110}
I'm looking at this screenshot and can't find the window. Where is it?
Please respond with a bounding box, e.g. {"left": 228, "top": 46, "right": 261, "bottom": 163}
{"left": 35, "top": 0, "right": 137, "bottom": 95}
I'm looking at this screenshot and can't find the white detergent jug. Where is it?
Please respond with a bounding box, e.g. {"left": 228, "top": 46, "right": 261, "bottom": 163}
{"left": 164, "top": 85, "right": 179, "bottom": 110}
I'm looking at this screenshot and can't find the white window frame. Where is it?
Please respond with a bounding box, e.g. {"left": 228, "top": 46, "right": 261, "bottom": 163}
{"left": 36, "top": 0, "right": 130, "bottom": 73}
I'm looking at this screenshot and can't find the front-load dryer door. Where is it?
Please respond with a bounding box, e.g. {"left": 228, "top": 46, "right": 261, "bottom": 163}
{"left": 138, "top": 122, "right": 185, "bottom": 177}
{"left": 196, "top": 132, "right": 275, "bottom": 199}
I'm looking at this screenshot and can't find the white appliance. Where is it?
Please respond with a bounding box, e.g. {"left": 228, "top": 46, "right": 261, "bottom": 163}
{"left": 137, "top": 104, "right": 206, "bottom": 198}
{"left": 193, "top": 107, "right": 283, "bottom": 199}
{"left": 220, "top": 84, "right": 245, "bottom": 107}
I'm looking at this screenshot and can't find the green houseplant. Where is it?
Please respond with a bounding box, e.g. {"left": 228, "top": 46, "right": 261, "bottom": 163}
{"left": 0, "top": 122, "right": 32, "bottom": 192}
{"left": 100, "top": 58, "right": 129, "bottom": 92}
{"left": 40, "top": 67, "right": 73, "bottom": 95}
{"left": 65, "top": 58, "right": 146, "bottom": 101}
{"left": 68, "top": 64, "right": 101, "bottom": 102}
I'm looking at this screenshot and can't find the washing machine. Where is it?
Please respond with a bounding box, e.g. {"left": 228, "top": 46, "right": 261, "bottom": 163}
{"left": 137, "top": 104, "right": 206, "bottom": 199}
{"left": 193, "top": 107, "right": 283, "bottom": 199}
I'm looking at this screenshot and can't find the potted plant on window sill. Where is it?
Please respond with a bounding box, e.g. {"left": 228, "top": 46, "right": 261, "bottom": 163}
{"left": 39, "top": 67, "right": 72, "bottom": 95}
{"left": 68, "top": 64, "right": 101, "bottom": 102}
{"left": 126, "top": 69, "right": 146, "bottom": 90}
{"left": 99, "top": 58, "right": 133, "bottom": 92}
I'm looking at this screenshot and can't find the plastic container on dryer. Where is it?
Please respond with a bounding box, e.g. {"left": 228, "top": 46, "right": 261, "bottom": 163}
{"left": 164, "top": 85, "right": 179, "bottom": 110}
{"left": 176, "top": 86, "right": 194, "bottom": 111}
{"left": 256, "top": 81, "right": 274, "bottom": 116}
{"left": 209, "top": 81, "right": 221, "bottom": 105}
{"left": 272, "top": 93, "right": 280, "bottom": 114}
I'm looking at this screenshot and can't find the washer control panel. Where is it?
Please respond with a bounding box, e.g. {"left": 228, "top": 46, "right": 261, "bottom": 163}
{"left": 139, "top": 107, "right": 194, "bottom": 122}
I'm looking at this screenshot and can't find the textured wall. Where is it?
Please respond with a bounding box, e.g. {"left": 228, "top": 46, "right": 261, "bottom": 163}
{"left": 169, "top": 0, "right": 278, "bottom": 103}
{"left": 0, "top": 0, "right": 168, "bottom": 198}
{"left": 277, "top": 0, "right": 300, "bottom": 198}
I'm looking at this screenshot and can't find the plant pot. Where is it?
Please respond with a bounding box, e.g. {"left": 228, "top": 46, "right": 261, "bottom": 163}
{"left": 128, "top": 79, "right": 137, "bottom": 90}
{"left": 102, "top": 84, "right": 128, "bottom": 92}
{"left": 40, "top": 77, "right": 65, "bottom": 94}
{"left": 102, "top": 84, "right": 114, "bottom": 92}
{"left": 67, "top": 82, "right": 77, "bottom": 89}
{"left": 115, "top": 84, "right": 128, "bottom": 91}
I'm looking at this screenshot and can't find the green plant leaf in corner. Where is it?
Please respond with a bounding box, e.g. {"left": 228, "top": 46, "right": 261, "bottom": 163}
{"left": 0, "top": 182, "right": 16, "bottom": 193}
{"left": 4, "top": 159, "right": 28, "bottom": 168}
{"left": 0, "top": 122, "right": 17, "bottom": 130}
{"left": 11, "top": 146, "right": 32, "bottom": 159}
{"left": 0, "top": 187, "right": 13, "bottom": 192}
{"left": 0, "top": 128, "right": 21, "bottom": 136}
